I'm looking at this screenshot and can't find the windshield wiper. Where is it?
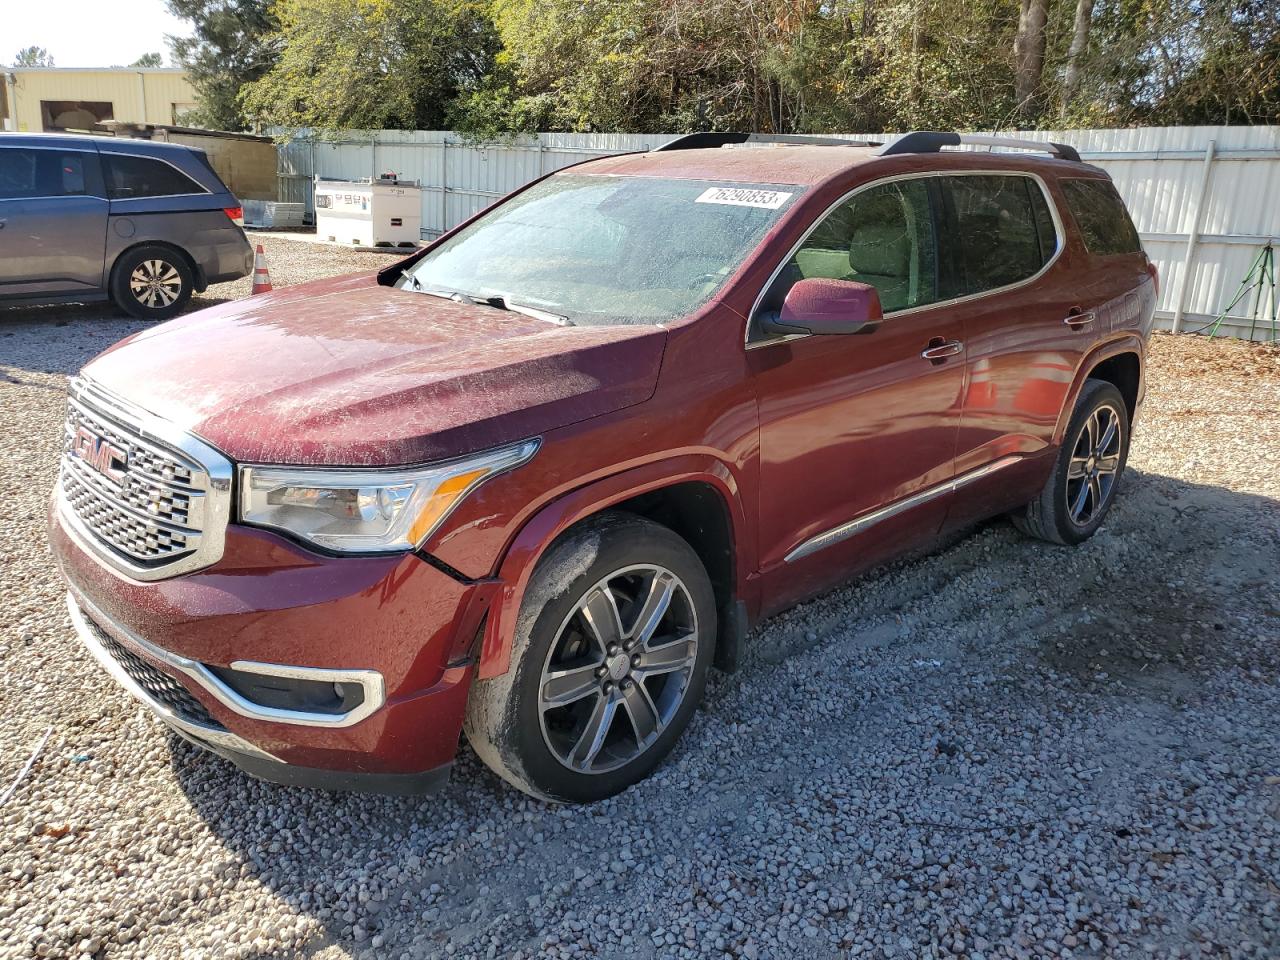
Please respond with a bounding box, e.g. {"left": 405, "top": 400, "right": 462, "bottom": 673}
{"left": 402, "top": 274, "right": 469, "bottom": 303}
{"left": 467, "top": 293, "right": 572, "bottom": 326}
{"left": 401, "top": 273, "right": 571, "bottom": 325}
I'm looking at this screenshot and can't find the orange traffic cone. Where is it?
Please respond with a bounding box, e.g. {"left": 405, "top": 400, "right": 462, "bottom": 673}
{"left": 251, "top": 244, "right": 273, "bottom": 295}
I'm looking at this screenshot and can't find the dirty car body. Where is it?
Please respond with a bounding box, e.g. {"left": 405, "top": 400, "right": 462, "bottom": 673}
{"left": 48, "top": 133, "right": 1157, "bottom": 799}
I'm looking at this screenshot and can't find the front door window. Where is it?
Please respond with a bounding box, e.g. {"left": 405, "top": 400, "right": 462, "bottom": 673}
{"left": 756, "top": 178, "right": 939, "bottom": 333}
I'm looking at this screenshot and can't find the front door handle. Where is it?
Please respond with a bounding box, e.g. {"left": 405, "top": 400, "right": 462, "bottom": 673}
{"left": 921, "top": 339, "right": 964, "bottom": 363}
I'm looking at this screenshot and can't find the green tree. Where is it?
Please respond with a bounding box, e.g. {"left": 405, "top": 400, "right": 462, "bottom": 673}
{"left": 166, "top": 0, "right": 278, "bottom": 130}
{"left": 461, "top": 0, "right": 1279, "bottom": 135}
{"left": 1062, "top": 0, "right": 1279, "bottom": 126}
{"left": 454, "top": 0, "right": 839, "bottom": 135}
{"left": 13, "top": 46, "right": 54, "bottom": 67}
{"left": 130, "top": 52, "right": 165, "bottom": 67}
{"left": 241, "top": 0, "right": 499, "bottom": 133}
{"left": 455, "top": 0, "right": 1025, "bottom": 135}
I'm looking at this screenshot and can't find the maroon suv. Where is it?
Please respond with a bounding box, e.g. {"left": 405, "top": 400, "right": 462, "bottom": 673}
{"left": 50, "top": 132, "right": 1156, "bottom": 802}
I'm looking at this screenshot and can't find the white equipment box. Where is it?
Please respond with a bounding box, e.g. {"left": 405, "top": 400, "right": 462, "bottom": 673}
{"left": 314, "top": 176, "right": 422, "bottom": 247}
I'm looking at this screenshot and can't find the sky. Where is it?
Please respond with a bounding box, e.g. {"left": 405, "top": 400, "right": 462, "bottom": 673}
{"left": 5, "top": 0, "right": 194, "bottom": 68}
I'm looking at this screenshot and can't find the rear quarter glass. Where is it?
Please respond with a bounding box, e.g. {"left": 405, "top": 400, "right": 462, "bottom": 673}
{"left": 103, "top": 154, "right": 207, "bottom": 200}
{"left": 1059, "top": 178, "right": 1143, "bottom": 256}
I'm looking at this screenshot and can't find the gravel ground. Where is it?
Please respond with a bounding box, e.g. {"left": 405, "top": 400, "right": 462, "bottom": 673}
{"left": 2, "top": 236, "right": 1278, "bottom": 960}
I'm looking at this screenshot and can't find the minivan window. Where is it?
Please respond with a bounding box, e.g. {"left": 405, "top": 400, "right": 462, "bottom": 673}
{"left": 941, "top": 175, "right": 1057, "bottom": 298}
{"left": 1061, "top": 178, "right": 1142, "bottom": 256}
{"left": 402, "top": 174, "right": 800, "bottom": 326}
{"left": 761, "top": 178, "right": 939, "bottom": 320}
{"left": 104, "top": 154, "right": 204, "bottom": 199}
{"left": 0, "top": 149, "right": 94, "bottom": 199}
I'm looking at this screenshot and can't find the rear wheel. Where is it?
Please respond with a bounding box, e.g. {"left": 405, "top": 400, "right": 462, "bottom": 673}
{"left": 110, "top": 245, "right": 193, "bottom": 320}
{"left": 464, "top": 513, "right": 716, "bottom": 803}
{"left": 1013, "top": 379, "right": 1130, "bottom": 545}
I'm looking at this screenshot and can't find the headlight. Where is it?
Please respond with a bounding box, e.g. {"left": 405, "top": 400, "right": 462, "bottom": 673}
{"left": 238, "top": 439, "right": 539, "bottom": 553}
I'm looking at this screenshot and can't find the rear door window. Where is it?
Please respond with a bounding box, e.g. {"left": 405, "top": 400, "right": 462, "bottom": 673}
{"left": 762, "top": 178, "right": 939, "bottom": 317}
{"left": 103, "top": 154, "right": 204, "bottom": 199}
{"left": 939, "top": 175, "right": 1058, "bottom": 298}
{"left": 0, "top": 148, "right": 97, "bottom": 199}
{"left": 1061, "top": 178, "right": 1142, "bottom": 256}
{"left": 59, "top": 154, "right": 87, "bottom": 194}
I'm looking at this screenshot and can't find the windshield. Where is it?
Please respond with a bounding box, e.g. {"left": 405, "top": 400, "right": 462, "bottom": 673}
{"left": 399, "top": 174, "right": 801, "bottom": 326}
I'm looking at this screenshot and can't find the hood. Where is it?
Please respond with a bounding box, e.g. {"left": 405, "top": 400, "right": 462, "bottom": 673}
{"left": 83, "top": 273, "right": 668, "bottom": 466}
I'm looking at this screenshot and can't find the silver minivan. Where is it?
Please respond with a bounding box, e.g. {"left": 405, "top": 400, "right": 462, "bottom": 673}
{"left": 0, "top": 133, "right": 253, "bottom": 319}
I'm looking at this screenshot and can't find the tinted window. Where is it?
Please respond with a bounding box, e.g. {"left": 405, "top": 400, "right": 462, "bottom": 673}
{"left": 0, "top": 148, "right": 94, "bottom": 199}
{"left": 762, "top": 178, "right": 938, "bottom": 318}
{"left": 60, "top": 154, "right": 87, "bottom": 194}
{"left": 941, "top": 175, "right": 1057, "bottom": 297}
{"left": 1061, "top": 178, "right": 1142, "bottom": 256}
{"left": 104, "top": 154, "right": 203, "bottom": 199}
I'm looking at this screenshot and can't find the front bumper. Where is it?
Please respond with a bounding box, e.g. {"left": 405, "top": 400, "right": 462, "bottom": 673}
{"left": 52, "top": 510, "right": 495, "bottom": 792}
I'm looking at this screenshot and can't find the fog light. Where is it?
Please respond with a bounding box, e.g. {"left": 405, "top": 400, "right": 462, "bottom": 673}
{"left": 208, "top": 666, "right": 366, "bottom": 715}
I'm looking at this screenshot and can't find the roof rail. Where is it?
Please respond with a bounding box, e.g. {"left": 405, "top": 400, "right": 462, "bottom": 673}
{"left": 878, "top": 131, "right": 1081, "bottom": 163}
{"left": 656, "top": 132, "right": 879, "bottom": 151}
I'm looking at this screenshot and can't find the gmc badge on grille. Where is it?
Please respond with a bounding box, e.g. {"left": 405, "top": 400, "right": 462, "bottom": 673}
{"left": 72, "top": 427, "right": 128, "bottom": 485}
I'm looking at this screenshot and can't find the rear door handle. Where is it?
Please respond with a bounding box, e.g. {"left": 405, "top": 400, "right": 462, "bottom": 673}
{"left": 921, "top": 339, "right": 964, "bottom": 363}
{"left": 1064, "top": 309, "right": 1095, "bottom": 328}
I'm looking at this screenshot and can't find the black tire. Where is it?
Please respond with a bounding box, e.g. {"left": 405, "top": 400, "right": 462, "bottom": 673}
{"left": 464, "top": 512, "right": 716, "bottom": 803}
{"left": 1013, "top": 379, "right": 1130, "bottom": 545}
{"left": 109, "top": 245, "right": 194, "bottom": 320}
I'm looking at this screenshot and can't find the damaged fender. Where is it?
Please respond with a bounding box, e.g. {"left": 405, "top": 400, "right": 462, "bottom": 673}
{"left": 475, "top": 453, "right": 752, "bottom": 680}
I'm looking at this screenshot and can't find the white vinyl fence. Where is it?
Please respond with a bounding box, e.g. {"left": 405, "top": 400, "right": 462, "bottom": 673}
{"left": 276, "top": 126, "right": 1280, "bottom": 340}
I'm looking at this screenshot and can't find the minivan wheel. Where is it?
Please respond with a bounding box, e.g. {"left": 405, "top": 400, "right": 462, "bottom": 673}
{"left": 1013, "top": 379, "right": 1130, "bottom": 545}
{"left": 464, "top": 513, "right": 716, "bottom": 803}
{"left": 110, "top": 245, "right": 194, "bottom": 320}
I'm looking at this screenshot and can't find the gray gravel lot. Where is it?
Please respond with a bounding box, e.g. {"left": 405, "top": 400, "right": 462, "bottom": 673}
{"left": 1, "top": 235, "right": 1278, "bottom": 960}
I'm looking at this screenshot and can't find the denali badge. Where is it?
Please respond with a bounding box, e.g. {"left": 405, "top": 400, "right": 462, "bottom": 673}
{"left": 72, "top": 426, "right": 128, "bottom": 484}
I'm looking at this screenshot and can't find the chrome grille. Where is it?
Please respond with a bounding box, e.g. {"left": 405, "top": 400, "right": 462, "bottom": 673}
{"left": 61, "top": 467, "right": 193, "bottom": 559}
{"left": 57, "top": 379, "right": 233, "bottom": 580}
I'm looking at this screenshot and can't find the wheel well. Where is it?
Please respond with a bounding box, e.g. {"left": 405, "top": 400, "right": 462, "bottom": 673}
{"left": 110, "top": 241, "right": 205, "bottom": 294}
{"left": 613, "top": 482, "right": 740, "bottom": 670}
{"left": 1087, "top": 352, "right": 1140, "bottom": 420}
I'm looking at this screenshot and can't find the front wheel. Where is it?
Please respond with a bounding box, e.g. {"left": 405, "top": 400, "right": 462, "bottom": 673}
{"left": 1013, "top": 378, "right": 1130, "bottom": 545}
{"left": 464, "top": 513, "right": 716, "bottom": 803}
{"left": 110, "top": 245, "right": 194, "bottom": 320}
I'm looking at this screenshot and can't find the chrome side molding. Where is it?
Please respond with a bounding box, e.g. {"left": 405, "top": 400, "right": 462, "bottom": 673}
{"left": 785, "top": 456, "right": 1023, "bottom": 563}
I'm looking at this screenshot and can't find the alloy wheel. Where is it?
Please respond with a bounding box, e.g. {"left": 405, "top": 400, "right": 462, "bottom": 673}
{"left": 538, "top": 564, "right": 698, "bottom": 775}
{"left": 1066, "top": 402, "right": 1123, "bottom": 526}
{"left": 129, "top": 259, "right": 184, "bottom": 309}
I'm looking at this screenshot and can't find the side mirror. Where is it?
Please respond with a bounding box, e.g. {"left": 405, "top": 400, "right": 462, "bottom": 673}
{"left": 760, "top": 278, "right": 884, "bottom": 336}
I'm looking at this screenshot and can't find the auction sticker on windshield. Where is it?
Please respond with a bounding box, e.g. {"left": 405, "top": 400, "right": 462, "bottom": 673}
{"left": 695, "top": 187, "right": 793, "bottom": 209}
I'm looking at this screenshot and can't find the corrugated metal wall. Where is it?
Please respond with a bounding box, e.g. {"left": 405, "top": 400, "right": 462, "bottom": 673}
{"left": 276, "top": 126, "right": 1280, "bottom": 340}
{"left": 276, "top": 131, "right": 661, "bottom": 236}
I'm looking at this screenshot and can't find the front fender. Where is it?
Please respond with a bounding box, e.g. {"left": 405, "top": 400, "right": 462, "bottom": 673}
{"left": 476, "top": 453, "right": 752, "bottom": 679}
